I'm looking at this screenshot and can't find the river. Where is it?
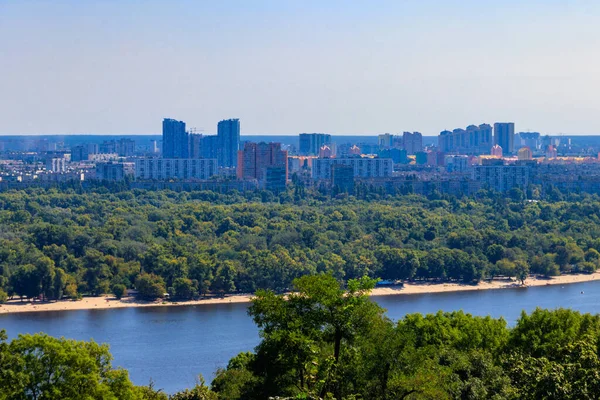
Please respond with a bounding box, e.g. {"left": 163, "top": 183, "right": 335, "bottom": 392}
{"left": 1, "top": 280, "right": 600, "bottom": 393}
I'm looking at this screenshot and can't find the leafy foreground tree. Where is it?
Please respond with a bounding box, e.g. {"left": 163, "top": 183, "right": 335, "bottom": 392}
{"left": 0, "top": 331, "right": 216, "bottom": 400}
{"left": 0, "top": 330, "right": 141, "bottom": 399}
{"left": 212, "top": 275, "right": 600, "bottom": 400}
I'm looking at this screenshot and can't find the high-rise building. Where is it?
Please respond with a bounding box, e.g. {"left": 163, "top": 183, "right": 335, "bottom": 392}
{"left": 402, "top": 132, "right": 423, "bottom": 154}
{"left": 331, "top": 164, "right": 355, "bottom": 192}
{"left": 378, "top": 133, "right": 393, "bottom": 148}
{"left": 71, "top": 143, "right": 98, "bottom": 162}
{"left": 217, "top": 119, "right": 240, "bottom": 168}
{"left": 116, "top": 139, "right": 135, "bottom": 157}
{"left": 299, "top": 133, "right": 331, "bottom": 155}
{"left": 46, "top": 158, "right": 67, "bottom": 173}
{"left": 438, "top": 124, "right": 492, "bottom": 154}
{"left": 163, "top": 118, "right": 189, "bottom": 158}
{"left": 189, "top": 134, "right": 204, "bottom": 159}
{"left": 518, "top": 132, "right": 541, "bottom": 150}
{"left": 237, "top": 142, "right": 288, "bottom": 182}
{"left": 202, "top": 135, "right": 219, "bottom": 159}
{"left": 494, "top": 123, "right": 515, "bottom": 154}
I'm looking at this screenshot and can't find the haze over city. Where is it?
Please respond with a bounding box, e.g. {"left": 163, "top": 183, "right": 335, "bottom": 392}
{"left": 1, "top": 0, "right": 599, "bottom": 135}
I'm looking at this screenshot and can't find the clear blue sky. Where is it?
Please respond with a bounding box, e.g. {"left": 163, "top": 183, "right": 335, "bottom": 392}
{"left": 1, "top": 0, "right": 599, "bottom": 135}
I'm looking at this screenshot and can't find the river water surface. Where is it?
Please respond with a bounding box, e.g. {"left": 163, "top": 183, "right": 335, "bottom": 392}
{"left": 2, "top": 280, "right": 600, "bottom": 393}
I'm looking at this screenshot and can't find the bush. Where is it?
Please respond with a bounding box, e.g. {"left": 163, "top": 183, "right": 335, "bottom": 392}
{"left": 0, "top": 289, "right": 8, "bottom": 304}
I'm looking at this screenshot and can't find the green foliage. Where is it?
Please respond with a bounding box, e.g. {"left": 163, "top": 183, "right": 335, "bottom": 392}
{"left": 135, "top": 273, "right": 166, "bottom": 300}
{"left": 214, "top": 292, "right": 600, "bottom": 400}
{"left": 169, "top": 377, "right": 218, "bottom": 400}
{"left": 0, "top": 331, "right": 138, "bottom": 399}
{"left": 1, "top": 188, "right": 600, "bottom": 305}
{"left": 112, "top": 283, "right": 127, "bottom": 299}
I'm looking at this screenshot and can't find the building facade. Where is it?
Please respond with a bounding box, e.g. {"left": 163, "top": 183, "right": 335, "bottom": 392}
{"left": 438, "top": 124, "right": 492, "bottom": 154}
{"left": 518, "top": 132, "right": 541, "bottom": 151}
{"left": 237, "top": 142, "right": 288, "bottom": 182}
{"left": 331, "top": 164, "right": 355, "bottom": 192}
{"left": 311, "top": 157, "right": 393, "bottom": 180}
{"left": 472, "top": 165, "right": 530, "bottom": 192}
{"left": 445, "top": 155, "right": 470, "bottom": 173}
{"left": 402, "top": 132, "right": 423, "bottom": 154}
{"left": 135, "top": 158, "right": 217, "bottom": 180}
{"left": 217, "top": 119, "right": 240, "bottom": 168}
{"left": 494, "top": 122, "right": 515, "bottom": 155}
{"left": 188, "top": 134, "right": 204, "bottom": 159}
{"left": 378, "top": 133, "right": 393, "bottom": 148}
{"left": 162, "top": 118, "right": 189, "bottom": 158}
{"left": 95, "top": 162, "right": 135, "bottom": 181}
{"left": 46, "top": 158, "right": 67, "bottom": 173}
{"left": 299, "top": 133, "right": 332, "bottom": 155}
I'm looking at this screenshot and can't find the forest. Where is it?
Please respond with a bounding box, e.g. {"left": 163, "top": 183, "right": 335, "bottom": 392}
{"left": 2, "top": 275, "right": 600, "bottom": 399}
{"left": 1, "top": 186, "right": 600, "bottom": 302}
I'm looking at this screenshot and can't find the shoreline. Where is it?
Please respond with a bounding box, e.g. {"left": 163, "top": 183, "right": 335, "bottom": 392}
{"left": 2, "top": 272, "right": 600, "bottom": 315}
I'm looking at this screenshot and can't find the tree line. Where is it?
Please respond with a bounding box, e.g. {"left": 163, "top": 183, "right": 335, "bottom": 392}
{"left": 1, "top": 187, "right": 600, "bottom": 302}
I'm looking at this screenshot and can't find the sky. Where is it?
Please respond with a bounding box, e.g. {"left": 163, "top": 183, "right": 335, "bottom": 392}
{"left": 1, "top": 0, "right": 599, "bottom": 136}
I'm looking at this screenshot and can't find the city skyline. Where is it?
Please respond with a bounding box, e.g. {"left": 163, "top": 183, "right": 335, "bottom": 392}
{"left": 1, "top": 1, "right": 600, "bottom": 135}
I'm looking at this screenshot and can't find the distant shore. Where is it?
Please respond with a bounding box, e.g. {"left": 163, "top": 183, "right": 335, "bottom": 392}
{"left": 2, "top": 272, "right": 600, "bottom": 315}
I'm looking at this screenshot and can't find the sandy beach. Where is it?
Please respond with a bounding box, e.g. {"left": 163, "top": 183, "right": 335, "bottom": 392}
{"left": 2, "top": 272, "right": 600, "bottom": 314}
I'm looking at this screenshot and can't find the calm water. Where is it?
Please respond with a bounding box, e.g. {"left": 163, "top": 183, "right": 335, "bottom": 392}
{"left": 2, "top": 280, "right": 600, "bottom": 393}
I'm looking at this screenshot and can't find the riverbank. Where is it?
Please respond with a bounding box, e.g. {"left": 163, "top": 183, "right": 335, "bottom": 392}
{"left": 2, "top": 272, "right": 600, "bottom": 314}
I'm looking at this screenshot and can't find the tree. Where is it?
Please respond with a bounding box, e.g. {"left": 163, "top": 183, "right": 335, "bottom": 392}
{"left": 111, "top": 283, "right": 127, "bottom": 300}
{"left": 495, "top": 259, "right": 516, "bottom": 279}
{"left": 10, "top": 264, "right": 42, "bottom": 301}
{"left": 35, "top": 256, "right": 56, "bottom": 301}
{"left": 170, "top": 376, "right": 218, "bottom": 400}
{"left": 211, "top": 262, "right": 237, "bottom": 296}
{"left": 376, "top": 248, "right": 419, "bottom": 281}
{"left": 173, "top": 278, "right": 197, "bottom": 300}
{"left": 52, "top": 268, "right": 68, "bottom": 300}
{"left": 3, "top": 333, "right": 139, "bottom": 399}
{"left": 515, "top": 260, "right": 529, "bottom": 285}
{"left": 486, "top": 244, "right": 505, "bottom": 264}
{"left": 246, "top": 274, "right": 381, "bottom": 399}
{"left": 135, "top": 273, "right": 166, "bottom": 300}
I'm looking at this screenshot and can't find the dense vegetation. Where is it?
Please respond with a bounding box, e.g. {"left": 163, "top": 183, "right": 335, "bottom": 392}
{"left": 211, "top": 275, "right": 600, "bottom": 399}
{"left": 4, "top": 275, "right": 600, "bottom": 399}
{"left": 0, "top": 329, "right": 216, "bottom": 400}
{"left": 1, "top": 187, "right": 600, "bottom": 302}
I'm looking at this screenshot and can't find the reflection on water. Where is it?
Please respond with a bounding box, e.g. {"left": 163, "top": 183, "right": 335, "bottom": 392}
{"left": 2, "top": 280, "right": 600, "bottom": 393}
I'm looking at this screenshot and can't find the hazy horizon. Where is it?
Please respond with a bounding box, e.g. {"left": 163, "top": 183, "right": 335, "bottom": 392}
{"left": 1, "top": 1, "right": 599, "bottom": 136}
